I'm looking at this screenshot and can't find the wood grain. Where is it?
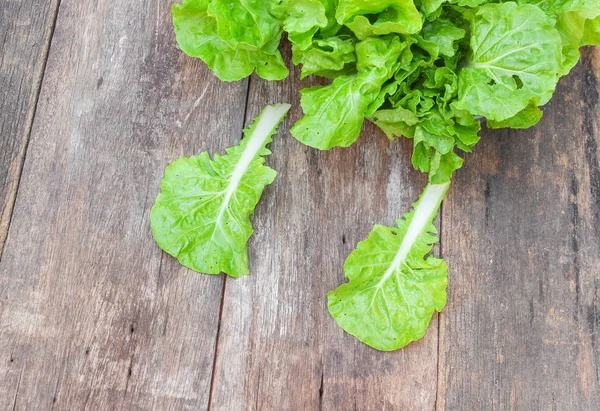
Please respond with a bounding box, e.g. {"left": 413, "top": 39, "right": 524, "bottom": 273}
{"left": 0, "top": 0, "right": 60, "bottom": 256}
{"left": 439, "top": 48, "right": 600, "bottom": 410}
{"left": 208, "top": 51, "right": 440, "bottom": 410}
{"left": 0, "top": 0, "right": 248, "bottom": 409}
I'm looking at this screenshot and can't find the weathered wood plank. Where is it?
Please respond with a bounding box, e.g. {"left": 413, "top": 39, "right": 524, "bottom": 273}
{"left": 0, "top": 0, "right": 248, "bottom": 409}
{"left": 209, "top": 54, "right": 440, "bottom": 410}
{"left": 0, "top": 0, "right": 60, "bottom": 256}
{"left": 439, "top": 48, "right": 600, "bottom": 410}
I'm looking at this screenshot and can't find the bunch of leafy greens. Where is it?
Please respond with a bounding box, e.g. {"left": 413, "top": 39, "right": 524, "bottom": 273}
{"left": 162, "top": 0, "right": 600, "bottom": 351}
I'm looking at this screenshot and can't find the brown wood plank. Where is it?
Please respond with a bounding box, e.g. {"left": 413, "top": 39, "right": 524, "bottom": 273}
{"left": 209, "top": 50, "right": 440, "bottom": 410}
{"left": 439, "top": 48, "right": 600, "bottom": 410}
{"left": 0, "top": 0, "right": 60, "bottom": 256}
{"left": 0, "top": 0, "right": 249, "bottom": 409}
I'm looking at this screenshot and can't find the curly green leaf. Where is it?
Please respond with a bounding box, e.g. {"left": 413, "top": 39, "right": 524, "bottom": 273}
{"left": 328, "top": 181, "right": 450, "bottom": 351}
{"left": 151, "top": 104, "right": 290, "bottom": 277}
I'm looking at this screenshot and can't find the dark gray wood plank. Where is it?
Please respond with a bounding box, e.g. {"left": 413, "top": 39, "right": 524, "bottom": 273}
{"left": 209, "top": 54, "right": 440, "bottom": 410}
{"left": 0, "top": 0, "right": 248, "bottom": 409}
{"left": 0, "top": 0, "right": 60, "bottom": 256}
{"left": 439, "top": 48, "right": 600, "bottom": 410}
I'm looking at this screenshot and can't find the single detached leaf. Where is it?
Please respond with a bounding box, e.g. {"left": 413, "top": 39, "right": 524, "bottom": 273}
{"left": 151, "top": 104, "right": 291, "bottom": 277}
{"left": 328, "top": 182, "right": 450, "bottom": 351}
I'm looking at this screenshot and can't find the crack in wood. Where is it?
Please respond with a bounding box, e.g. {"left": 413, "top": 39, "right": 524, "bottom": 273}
{"left": 124, "top": 354, "right": 135, "bottom": 395}
{"left": 318, "top": 369, "right": 324, "bottom": 411}
{"left": 484, "top": 178, "right": 491, "bottom": 227}
{"left": 11, "top": 365, "right": 24, "bottom": 411}
{"left": 435, "top": 183, "right": 446, "bottom": 411}
{"left": 569, "top": 170, "right": 582, "bottom": 318}
{"left": 207, "top": 275, "right": 227, "bottom": 411}
{"left": 50, "top": 344, "right": 74, "bottom": 410}
{"left": 50, "top": 374, "right": 62, "bottom": 411}
{"left": 435, "top": 311, "right": 444, "bottom": 411}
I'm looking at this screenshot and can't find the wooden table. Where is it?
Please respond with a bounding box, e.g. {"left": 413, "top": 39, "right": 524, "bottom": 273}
{"left": 1, "top": 1, "right": 599, "bottom": 410}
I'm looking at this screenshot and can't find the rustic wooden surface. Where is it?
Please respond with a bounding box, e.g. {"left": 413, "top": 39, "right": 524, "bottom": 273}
{"left": 0, "top": 0, "right": 248, "bottom": 409}
{"left": 439, "top": 50, "right": 600, "bottom": 410}
{"left": 0, "top": 0, "right": 598, "bottom": 410}
{"left": 0, "top": 0, "right": 60, "bottom": 256}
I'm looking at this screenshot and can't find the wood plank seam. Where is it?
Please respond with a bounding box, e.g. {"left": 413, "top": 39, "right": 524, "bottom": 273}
{"left": 318, "top": 369, "right": 324, "bottom": 411}
{"left": 580, "top": 50, "right": 600, "bottom": 387}
{"left": 207, "top": 75, "right": 252, "bottom": 411}
{"left": 581, "top": 52, "right": 600, "bottom": 242}
{"left": 0, "top": 0, "right": 63, "bottom": 262}
{"left": 207, "top": 276, "right": 227, "bottom": 411}
{"left": 435, "top": 197, "right": 446, "bottom": 411}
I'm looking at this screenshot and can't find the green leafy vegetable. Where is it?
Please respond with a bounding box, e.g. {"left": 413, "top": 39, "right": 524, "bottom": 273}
{"left": 328, "top": 182, "right": 449, "bottom": 351}
{"left": 172, "top": 0, "right": 288, "bottom": 81}
{"left": 453, "top": 3, "right": 563, "bottom": 121}
{"left": 151, "top": 104, "right": 290, "bottom": 277}
{"left": 173, "top": 0, "right": 600, "bottom": 183}
{"left": 171, "top": 0, "right": 600, "bottom": 351}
